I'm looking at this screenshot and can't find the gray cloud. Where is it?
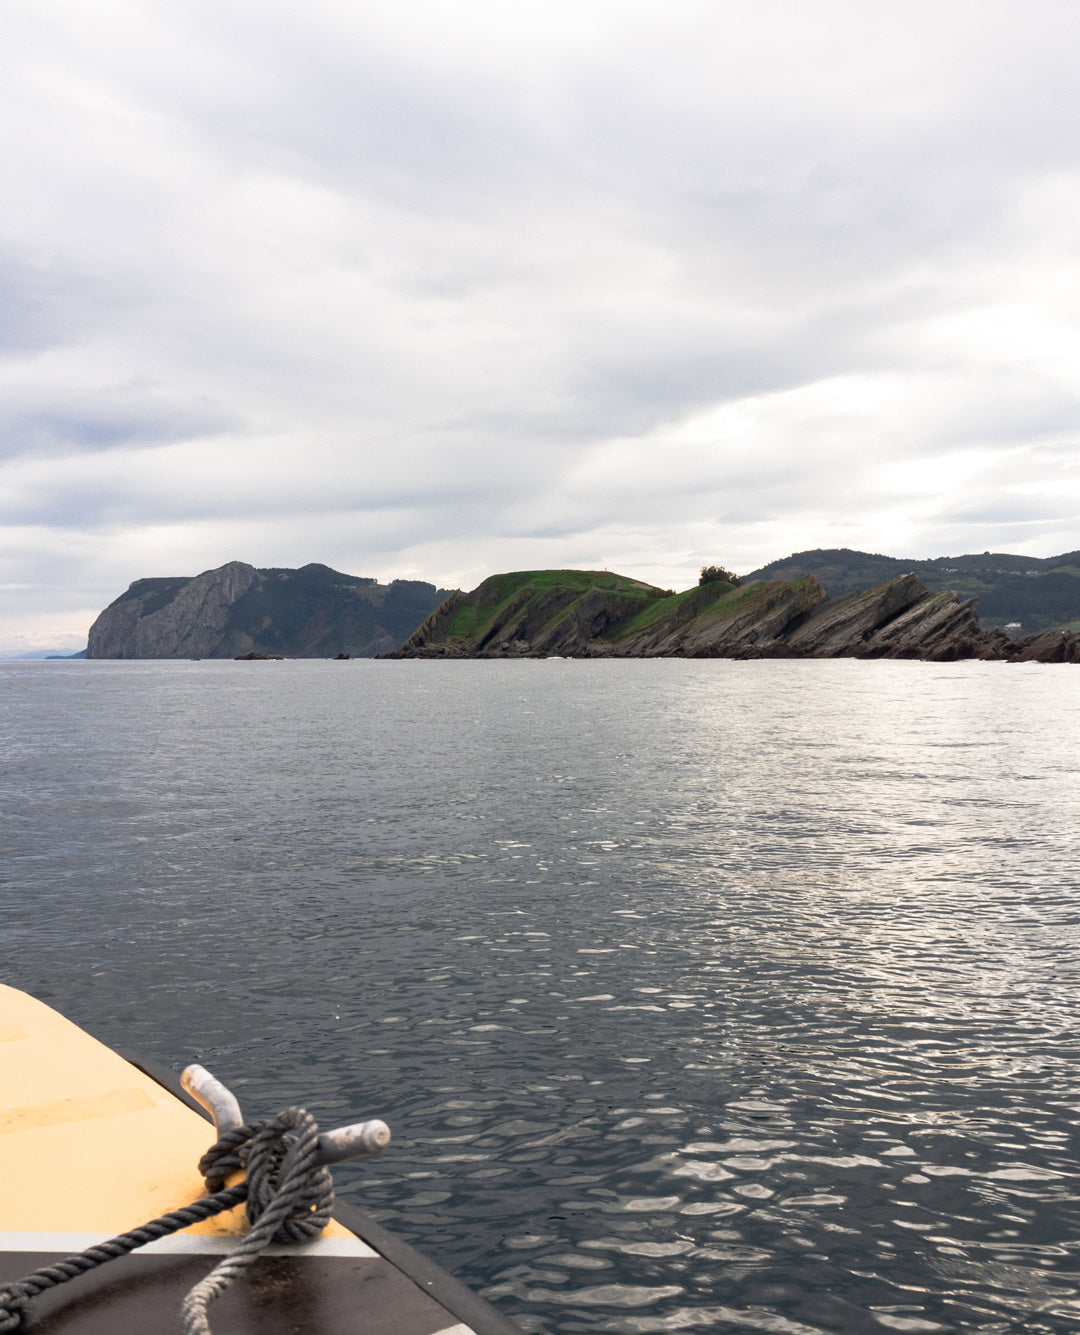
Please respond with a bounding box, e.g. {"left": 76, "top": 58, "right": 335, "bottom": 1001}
{"left": 2, "top": 0, "right": 1080, "bottom": 646}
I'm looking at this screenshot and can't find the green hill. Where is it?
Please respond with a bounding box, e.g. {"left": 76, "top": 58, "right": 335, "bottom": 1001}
{"left": 404, "top": 569, "right": 669, "bottom": 657}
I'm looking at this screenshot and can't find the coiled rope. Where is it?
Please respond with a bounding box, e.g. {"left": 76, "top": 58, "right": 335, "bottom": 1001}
{"left": 0, "top": 1105, "right": 334, "bottom": 1335}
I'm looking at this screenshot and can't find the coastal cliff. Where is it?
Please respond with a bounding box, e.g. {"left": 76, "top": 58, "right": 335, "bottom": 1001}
{"left": 87, "top": 561, "right": 449, "bottom": 659}
{"left": 385, "top": 568, "right": 1080, "bottom": 662}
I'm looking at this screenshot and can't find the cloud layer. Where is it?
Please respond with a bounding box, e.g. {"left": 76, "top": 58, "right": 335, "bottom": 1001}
{"left": 3, "top": 0, "right": 1080, "bottom": 647}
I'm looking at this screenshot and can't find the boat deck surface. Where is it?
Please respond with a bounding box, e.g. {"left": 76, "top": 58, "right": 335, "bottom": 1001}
{"left": 0, "top": 985, "right": 519, "bottom": 1334}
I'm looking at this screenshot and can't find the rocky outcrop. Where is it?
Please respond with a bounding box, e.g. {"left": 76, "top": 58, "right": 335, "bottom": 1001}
{"left": 784, "top": 573, "right": 928, "bottom": 656}
{"left": 1007, "top": 629, "right": 1080, "bottom": 663}
{"left": 779, "top": 576, "right": 993, "bottom": 660}
{"left": 744, "top": 546, "right": 1080, "bottom": 633}
{"left": 87, "top": 562, "right": 450, "bottom": 659}
{"left": 635, "top": 577, "right": 828, "bottom": 656}
{"left": 89, "top": 561, "right": 259, "bottom": 659}
{"left": 476, "top": 585, "right": 651, "bottom": 656}
{"left": 388, "top": 568, "right": 1080, "bottom": 664}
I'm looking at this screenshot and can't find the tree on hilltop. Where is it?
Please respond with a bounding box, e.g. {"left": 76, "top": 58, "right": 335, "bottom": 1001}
{"left": 699, "top": 565, "right": 741, "bottom": 587}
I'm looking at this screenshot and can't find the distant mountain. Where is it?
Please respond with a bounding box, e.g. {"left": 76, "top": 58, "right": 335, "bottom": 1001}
{"left": 743, "top": 548, "right": 1080, "bottom": 633}
{"left": 386, "top": 567, "right": 1080, "bottom": 662}
{"left": 0, "top": 648, "right": 86, "bottom": 660}
{"left": 87, "top": 561, "right": 451, "bottom": 659}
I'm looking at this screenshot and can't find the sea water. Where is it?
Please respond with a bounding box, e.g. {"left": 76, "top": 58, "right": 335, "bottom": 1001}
{"left": 3, "top": 657, "right": 1080, "bottom": 1333}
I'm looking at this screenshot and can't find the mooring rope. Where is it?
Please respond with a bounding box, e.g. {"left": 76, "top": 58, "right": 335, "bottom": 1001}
{"left": 0, "top": 1105, "right": 334, "bottom": 1334}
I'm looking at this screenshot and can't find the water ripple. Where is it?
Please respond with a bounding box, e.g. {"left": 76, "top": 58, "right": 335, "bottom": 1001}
{"left": 4, "top": 658, "right": 1080, "bottom": 1332}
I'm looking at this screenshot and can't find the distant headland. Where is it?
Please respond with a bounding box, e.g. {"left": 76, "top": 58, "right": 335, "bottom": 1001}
{"left": 74, "top": 548, "right": 1080, "bottom": 662}
{"left": 85, "top": 561, "right": 450, "bottom": 659}
{"left": 385, "top": 565, "right": 1080, "bottom": 664}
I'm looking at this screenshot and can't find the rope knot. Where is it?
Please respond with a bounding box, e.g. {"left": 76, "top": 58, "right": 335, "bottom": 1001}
{"left": 198, "top": 1106, "right": 334, "bottom": 1243}
{"left": 0, "top": 1092, "right": 377, "bottom": 1335}
{"left": 0, "top": 1284, "right": 31, "bottom": 1333}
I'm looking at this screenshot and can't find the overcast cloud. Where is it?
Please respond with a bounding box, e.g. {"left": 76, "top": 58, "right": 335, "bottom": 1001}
{"left": 3, "top": 0, "right": 1080, "bottom": 649}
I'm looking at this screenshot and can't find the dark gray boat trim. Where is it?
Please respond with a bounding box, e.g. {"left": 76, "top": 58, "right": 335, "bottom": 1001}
{"left": 119, "top": 1051, "right": 523, "bottom": 1335}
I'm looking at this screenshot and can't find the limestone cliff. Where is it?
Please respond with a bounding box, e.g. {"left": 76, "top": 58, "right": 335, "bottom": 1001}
{"left": 87, "top": 562, "right": 449, "bottom": 659}
{"left": 386, "top": 568, "right": 1077, "bottom": 663}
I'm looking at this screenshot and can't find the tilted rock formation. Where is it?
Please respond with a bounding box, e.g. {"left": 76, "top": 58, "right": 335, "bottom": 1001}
{"left": 637, "top": 577, "right": 827, "bottom": 656}
{"left": 387, "top": 568, "right": 1077, "bottom": 663}
{"left": 87, "top": 561, "right": 449, "bottom": 659}
{"left": 744, "top": 546, "right": 1080, "bottom": 633}
{"left": 782, "top": 575, "right": 994, "bottom": 660}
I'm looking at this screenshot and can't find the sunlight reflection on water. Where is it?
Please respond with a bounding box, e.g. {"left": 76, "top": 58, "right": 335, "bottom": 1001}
{"left": 4, "top": 657, "right": 1080, "bottom": 1332}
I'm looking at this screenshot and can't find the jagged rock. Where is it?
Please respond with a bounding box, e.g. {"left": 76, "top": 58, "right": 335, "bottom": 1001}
{"left": 87, "top": 562, "right": 450, "bottom": 659}
{"left": 389, "top": 567, "right": 1080, "bottom": 663}
{"left": 868, "top": 591, "right": 984, "bottom": 660}
{"left": 1006, "top": 629, "right": 1080, "bottom": 663}
{"left": 745, "top": 545, "right": 1080, "bottom": 634}
{"left": 402, "top": 591, "right": 463, "bottom": 654}
{"left": 487, "top": 586, "right": 647, "bottom": 656}
{"left": 234, "top": 651, "right": 284, "bottom": 660}
{"left": 785, "top": 573, "right": 929, "bottom": 655}
{"left": 621, "top": 577, "right": 828, "bottom": 656}
{"left": 763, "top": 578, "right": 988, "bottom": 661}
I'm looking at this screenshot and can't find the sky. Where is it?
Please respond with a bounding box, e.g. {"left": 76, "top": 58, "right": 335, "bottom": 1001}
{"left": 3, "top": 0, "right": 1080, "bottom": 650}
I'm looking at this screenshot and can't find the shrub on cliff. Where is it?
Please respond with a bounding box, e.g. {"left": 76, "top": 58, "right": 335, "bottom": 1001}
{"left": 699, "top": 565, "right": 741, "bottom": 587}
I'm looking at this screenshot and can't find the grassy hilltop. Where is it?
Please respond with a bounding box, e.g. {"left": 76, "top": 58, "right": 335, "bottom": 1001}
{"left": 432, "top": 567, "right": 719, "bottom": 652}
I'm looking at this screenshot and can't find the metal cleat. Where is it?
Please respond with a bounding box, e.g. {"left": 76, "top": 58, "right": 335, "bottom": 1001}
{"left": 181, "top": 1064, "right": 391, "bottom": 1163}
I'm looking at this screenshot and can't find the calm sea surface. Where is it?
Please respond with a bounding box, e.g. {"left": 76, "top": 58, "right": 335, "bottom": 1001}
{"left": 4, "top": 658, "right": 1080, "bottom": 1333}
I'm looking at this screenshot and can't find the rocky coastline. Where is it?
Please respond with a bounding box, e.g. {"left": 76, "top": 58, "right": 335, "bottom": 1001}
{"left": 386, "top": 570, "right": 1080, "bottom": 663}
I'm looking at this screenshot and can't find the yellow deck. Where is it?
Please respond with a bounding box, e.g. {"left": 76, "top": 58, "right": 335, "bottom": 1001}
{"left": 0, "top": 984, "right": 353, "bottom": 1241}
